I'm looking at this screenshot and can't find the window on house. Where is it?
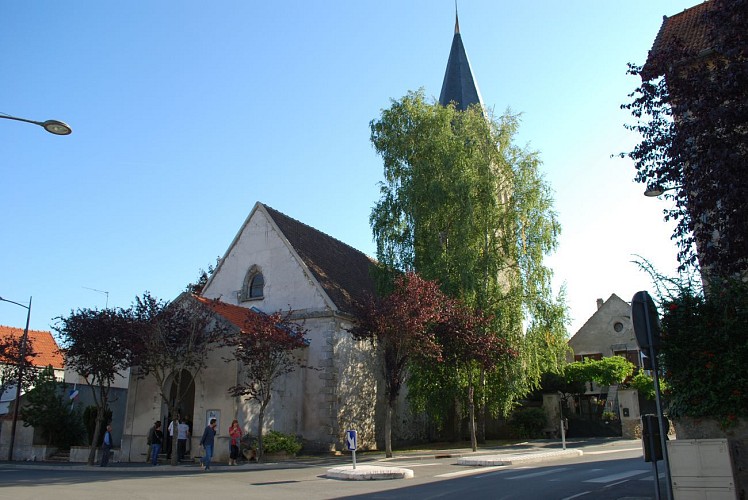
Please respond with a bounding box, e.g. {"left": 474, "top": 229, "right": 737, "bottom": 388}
{"left": 240, "top": 265, "right": 264, "bottom": 301}
{"left": 249, "top": 273, "right": 264, "bottom": 298}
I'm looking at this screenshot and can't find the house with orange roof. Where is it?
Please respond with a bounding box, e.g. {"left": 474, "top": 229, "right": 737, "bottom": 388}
{"left": 0, "top": 326, "right": 65, "bottom": 415}
{"left": 0, "top": 326, "right": 65, "bottom": 459}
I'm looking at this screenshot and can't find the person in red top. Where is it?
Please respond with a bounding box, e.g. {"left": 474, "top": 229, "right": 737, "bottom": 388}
{"left": 228, "top": 419, "right": 242, "bottom": 466}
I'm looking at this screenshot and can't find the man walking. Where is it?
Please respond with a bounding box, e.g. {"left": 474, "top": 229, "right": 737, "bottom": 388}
{"left": 100, "top": 424, "right": 113, "bottom": 467}
{"left": 199, "top": 418, "right": 217, "bottom": 471}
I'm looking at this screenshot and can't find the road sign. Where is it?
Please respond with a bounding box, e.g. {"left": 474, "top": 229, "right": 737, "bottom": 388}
{"left": 631, "top": 291, "right": 661, "bottom": 350}
{"left": 345, "top": 430, "right": 357, "bottom": 451}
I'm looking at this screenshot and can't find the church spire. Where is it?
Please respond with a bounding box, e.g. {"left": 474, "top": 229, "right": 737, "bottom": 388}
{"left": 439, "top": 8, "right": 484, "bottom": 111}
{"left": 454, "top": 2, "right": 460, "bottom": 34}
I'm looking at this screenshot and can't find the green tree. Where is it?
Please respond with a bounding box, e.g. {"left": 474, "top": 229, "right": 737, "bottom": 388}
{"left": 54, "top": 307, "right": 133, "bottom": 465}
{"left": 565, "top": 356, "right": 635, "bottom": 389}
{"left": 369, "top": 90, "right": 567, "bottom": 435}
{"left": 20, "top": 366, "right": 86, "bottom": 448}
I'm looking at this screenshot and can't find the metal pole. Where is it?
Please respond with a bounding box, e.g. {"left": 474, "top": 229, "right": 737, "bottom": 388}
{"left": 643, "top": 295, "right": 673, "bottom": 500}
{"left": 7, "top": 296, "right": 32, "bottom": 461}
{"left": 352, "top": 449, "right": 357, "bottom": 470}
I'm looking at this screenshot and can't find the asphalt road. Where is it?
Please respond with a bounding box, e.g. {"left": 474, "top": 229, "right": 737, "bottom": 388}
{"left": 0, "top": 439, "right": 663, "bottom": 500}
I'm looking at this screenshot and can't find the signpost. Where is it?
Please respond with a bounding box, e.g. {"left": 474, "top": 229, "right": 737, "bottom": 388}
{"left": 345, "top": 429, "right": 357, "bottom": 469}
{"left": 632, "top": 291, "right": 673, "bottom": 500}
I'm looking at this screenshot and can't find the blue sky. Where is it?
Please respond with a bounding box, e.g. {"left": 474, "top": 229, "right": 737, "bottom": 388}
{"left": 2, "top": 1, "right": 697, "bottom": 336}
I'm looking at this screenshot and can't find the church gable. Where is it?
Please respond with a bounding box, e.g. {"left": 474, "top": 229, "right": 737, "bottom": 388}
{"left": 201, "top": 203, "right": 332, "bottom": 313}
{"left": 202, "top": 202, "right": 376, "bottom": 316}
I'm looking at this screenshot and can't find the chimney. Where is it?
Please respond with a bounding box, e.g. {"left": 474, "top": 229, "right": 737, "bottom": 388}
{"left": 596, "top": 298, "right": 604, "bottom": 310}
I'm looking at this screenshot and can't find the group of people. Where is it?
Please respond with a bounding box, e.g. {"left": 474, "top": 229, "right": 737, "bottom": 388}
{"left": 146, "top": 417, "right": 245, "bottom": 470}
{"left": 146, "top": 416, "right": 191, "bottom": 465}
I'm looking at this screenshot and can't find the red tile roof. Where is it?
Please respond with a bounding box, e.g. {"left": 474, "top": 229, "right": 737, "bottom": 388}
{"left": 192, "top": 296, "right": 259, "bottom": 332}
{"left": 643, "top": 1, "right": 714, "bottom": 79}
{"left": 0, "top": 325, "right": 64, "bottom": 369}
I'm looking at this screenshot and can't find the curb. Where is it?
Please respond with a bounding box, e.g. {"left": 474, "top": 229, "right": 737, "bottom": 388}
{"left": 326, "top": 465, "right": 414, "bottom": 480}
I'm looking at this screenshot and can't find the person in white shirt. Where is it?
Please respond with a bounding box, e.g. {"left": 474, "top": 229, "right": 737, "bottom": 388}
{"left": 177, "top": 418, "right": 190, "bottom": 461}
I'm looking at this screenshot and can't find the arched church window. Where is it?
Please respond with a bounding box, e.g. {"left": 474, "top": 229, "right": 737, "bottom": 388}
{"left": 240, "top": 265, "right": 264, "bottom": 301}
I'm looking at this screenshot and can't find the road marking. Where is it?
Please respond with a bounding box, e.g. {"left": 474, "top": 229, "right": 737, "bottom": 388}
{"left": 435, "top": 466, "right": 506, "bottom": 478}
{"left": 584, "top": 447, "right": 642, "bottom": 455}
{"left": 507, "top": 467, "right": 569, "bottom": 480}
{"left": 603, "top": 479, "right": 630, "bottom": 489}
{"left": 380, "top": 462, "right": 438, "bottom": 467}
{"left": 561, "top": 492, "right": 591, "bottom": 500}
{"left": 584, "top": 470, "right": 649, "bottom": 483}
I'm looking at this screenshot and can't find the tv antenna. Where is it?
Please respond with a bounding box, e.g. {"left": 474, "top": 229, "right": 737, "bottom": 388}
{"left": 82, "top": 287, "right": 109, "bottom": 308}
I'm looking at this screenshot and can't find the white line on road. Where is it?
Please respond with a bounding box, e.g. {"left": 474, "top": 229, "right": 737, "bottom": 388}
{"left": 561, "top": 492, "right": 591, "bottom": 500}
{"left": 604, "top": 479, "right": 631, "bottom": 488}
{"left": 376, "top": 462, "right": 439, "bottom": 467}
{"left": 507, "top": 467, "right": 570, "bottom": 480}
{"left": 435, "top": 466, "right": 506, "bottom": 478}
{"left": 585, "top": 470, "right": 649, "bottom": 483}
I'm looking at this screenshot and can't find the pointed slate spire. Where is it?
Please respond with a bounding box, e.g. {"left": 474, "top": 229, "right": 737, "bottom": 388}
{"left": 439, "top": 8, "right": 484, "bottom": 111}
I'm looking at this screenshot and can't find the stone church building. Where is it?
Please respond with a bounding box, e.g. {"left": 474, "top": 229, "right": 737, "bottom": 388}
{"left": 120, "top": 14, "right": 484, "bottom": 462}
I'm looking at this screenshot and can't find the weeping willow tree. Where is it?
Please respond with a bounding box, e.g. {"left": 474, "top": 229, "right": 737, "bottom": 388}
{"left": 369, "top": 89, "right": 569, "bottom": 440}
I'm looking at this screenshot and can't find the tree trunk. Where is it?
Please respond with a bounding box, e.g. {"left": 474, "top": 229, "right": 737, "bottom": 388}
{"left": 468, "top": 385, "right": 477, "bottom": 452}
{"left": 385, "top": 403, "right": 393, "bottom": 458}
{"left": 257, "top": 405, "right": 266, "bottom": 463}
{"left": 478, "top": 369, "right": 486, "bottom": 443}
{"left": 88, "top": 411, "right": 105, "bottom": 466}
{"left": 169, "top": 416, "right": 179, "bottom": 466}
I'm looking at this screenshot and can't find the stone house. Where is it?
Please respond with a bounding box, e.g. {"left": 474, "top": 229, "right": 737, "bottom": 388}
{"left": 119, "top": 202, "right": 389, "bottom": 462}
{"left": 565, "top": 294, "right": 651, "bottom": 438}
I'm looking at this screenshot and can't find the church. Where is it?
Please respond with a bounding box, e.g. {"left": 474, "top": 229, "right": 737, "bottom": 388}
{"left": 119, "top": 13, "right": 484, "bottom": 461}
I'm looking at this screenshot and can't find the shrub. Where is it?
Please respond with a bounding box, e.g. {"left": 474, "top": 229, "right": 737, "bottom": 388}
{"left": 601, "top": 410, "right": 618, "bottom": 422}
{"left": 262, "top": 430, "right": 302, "bottom": 455}
{"left": 83, "top": 405, "right": 112, "bottom": 446}
{"left": 659, "top": 276, "right": 748, "bottom": 427}
{"left": 509, "top": 407, "right": 547, "bottom": 439}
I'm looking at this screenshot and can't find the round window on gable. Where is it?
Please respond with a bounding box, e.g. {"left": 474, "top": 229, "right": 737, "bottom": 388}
{"left": 613, "top": 321, "right": 624, "bottom": 333}
{"left": 240, "top": 265, "right": 265, "bottom": 301}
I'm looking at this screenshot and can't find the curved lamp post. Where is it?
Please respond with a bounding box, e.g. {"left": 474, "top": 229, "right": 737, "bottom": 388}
{"left": 0, "top": 296, "right": 32, "bottom": 461}
{"left": 0, "top": 113, "right": 72, "bottom": 135}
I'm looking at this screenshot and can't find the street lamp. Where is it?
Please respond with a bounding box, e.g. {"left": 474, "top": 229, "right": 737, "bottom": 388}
{"left": 644, "top": 184, "right": 681, "bottom": 197}
{"left": 0, "top": 112, "right": 72, "bottom": 135}
{"left": 0, "top": 296, "right": 32, "bottom": 461}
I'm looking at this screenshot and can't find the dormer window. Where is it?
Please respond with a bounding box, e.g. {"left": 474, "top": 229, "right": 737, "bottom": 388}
{"left": 240, "top": 265, "right": 264, "bottom": 301}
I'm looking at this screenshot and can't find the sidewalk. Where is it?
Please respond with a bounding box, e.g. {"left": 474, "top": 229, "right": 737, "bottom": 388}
{"left": 0, "top": 438, "right": 635, "bottom": 479}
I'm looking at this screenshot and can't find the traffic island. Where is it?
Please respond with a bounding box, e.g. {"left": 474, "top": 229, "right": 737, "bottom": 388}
{"left": 326, "top": 465, "right": 414, "bottom": 480}
{"left": 458, "top": 449, "right": 583, "bottom": 466}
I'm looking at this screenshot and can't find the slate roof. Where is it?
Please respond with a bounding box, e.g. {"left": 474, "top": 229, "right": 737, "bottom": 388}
{"left": 642, "top": 1, "right": 714, "bottom": 79}
{"left": 262, "top": 204, "right": 377, "bottom": 316}
{"left": 0, "top": 325, "right": 64, "bottom": 369}
{"left": 439, "top": 12, "right": 484, "bottom": 111}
